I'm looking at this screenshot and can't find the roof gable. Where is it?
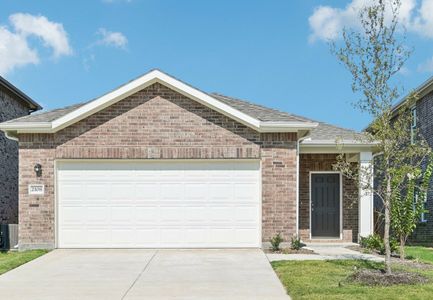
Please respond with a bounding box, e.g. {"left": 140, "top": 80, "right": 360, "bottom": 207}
{"left": 0, "top": 76, "right": 42, "bottom": 111}
{"left": 0, "top": 69, "right": 317, "bottom": 134}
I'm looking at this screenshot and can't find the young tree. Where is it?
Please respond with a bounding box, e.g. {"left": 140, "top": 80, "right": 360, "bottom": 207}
{"left": 391, "top": 156, "right": 433, "bottom": 260}
{"left": 331, "top": 0, "right": 431, "bottom": 274}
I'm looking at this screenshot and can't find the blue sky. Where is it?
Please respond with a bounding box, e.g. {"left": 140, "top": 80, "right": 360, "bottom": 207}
{"left": 1, "top": 0, "right": 433, "bottom": 131}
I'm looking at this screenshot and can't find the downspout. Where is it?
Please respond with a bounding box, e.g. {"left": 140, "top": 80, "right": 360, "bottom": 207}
{"left": 296, "top": 134, "right": 311, "bottom": 237}
{"left": 4, "top": 131, "right": 19, "bottom": 142}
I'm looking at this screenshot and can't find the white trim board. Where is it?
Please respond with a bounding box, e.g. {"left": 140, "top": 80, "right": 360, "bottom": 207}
{"left": 0, "top": 69, "right": 318, "bottom": 134}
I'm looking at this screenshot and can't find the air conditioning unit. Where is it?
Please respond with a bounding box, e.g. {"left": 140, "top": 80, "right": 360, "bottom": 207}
{"left": 0, "top": 224, "right": 18, "bottom": 250}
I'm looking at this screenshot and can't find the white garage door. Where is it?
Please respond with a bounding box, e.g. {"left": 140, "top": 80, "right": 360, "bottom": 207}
{"left": 57, "top": 160, "right": 261, "bottom": 248}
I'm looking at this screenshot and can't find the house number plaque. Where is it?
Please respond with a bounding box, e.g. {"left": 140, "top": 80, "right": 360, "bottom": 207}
{"left": 28, "top": 184, "right": 45, "bottom": 195}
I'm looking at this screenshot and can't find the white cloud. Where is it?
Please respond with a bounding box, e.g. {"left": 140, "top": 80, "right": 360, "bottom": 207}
{"left": 0, "top": 13, "right": 72, "bottom": 74}
{"left": 0, "top": 26, "right": 39, "bottom": 74}
{"left": 418, "top": 56, "right": 433, "bottom": 72}
{"left": 96, "top": 28, "right": 128, "bottom": 49}
{"left": 307, "top": 0, "right": 433, "bottom": 43}
{"left": 10, "top": 13, "right": 72, "bottom": 57}
{"left": 82, "top": 54, "right": 96, "bottom": 72}
{"left": 411, "top": 0, "right": 433, "bottom": 38}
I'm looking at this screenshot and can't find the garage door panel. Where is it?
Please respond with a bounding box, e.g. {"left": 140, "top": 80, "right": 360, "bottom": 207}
{"left": 85, "top": 207, "right": 110, "bottom": 223}
{"left": 111, "top": 207, "right": 135, "bottom": 223}
{"left": 57, "top": 160, "right": 261, "bottom": 248}
{"left": 160, "top": 183, "right": 184, "bottom": 200}
{"left": 235, "top": 206, "right": 259, "bottom": 221}
{"left": 135, "top": 207, "right": 159, "bottom": 222}
{"left": 110, "top": 183, "right": 135, "bottom": 200}
{"left": 87, "top": 229, "right": 110, "bottom": 246}
{"left": 184, "top": 228, "right": 206, "bottom": 240}
{"left": 184, "top": 207, "right": 207, "bottom": 221}
{"left": 235, "top": 183, "right": 259, "bottom": 200}
{"left": 85, "top": 184, "right": 110, "bottom": 200}
{"left": 135, "top": 183, "right": 160, "bottom": 199}
{"left": 61, "top": 207, "right": 85, "bottom": 224}
{"left": 135, "top": 229, "right": 160, "bottom": 245}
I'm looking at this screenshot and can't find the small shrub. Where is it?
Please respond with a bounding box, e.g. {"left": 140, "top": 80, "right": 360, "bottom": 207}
{"left": 359, "top": 234, "right": 398, "bottom": 255}
{"left": 290, "top": 235, "right": 302, "bottom": 250}
{"left": 270, "top": 233, "right": 283, "bottom": 251}
{"left": 360, "top": 234, "right": 382, "bottom": 251}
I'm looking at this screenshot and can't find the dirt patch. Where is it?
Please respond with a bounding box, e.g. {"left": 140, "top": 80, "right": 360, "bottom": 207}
{"left": 349, "top": 269, "right": 429, "bottom": 286}
{"left": 346, "top": 245, "right": 433, "bottom": 270}
{"left": 265, "top": 248, "right": 316, "bottom": 255}
{"left": 390, "top": 257, "right": 433, "bottom": 270}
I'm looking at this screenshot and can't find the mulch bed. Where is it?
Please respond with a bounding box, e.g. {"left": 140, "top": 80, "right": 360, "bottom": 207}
{"left": 265, "top": 248, "right": 316, "bottom": 254}
{"left": 349, "top": 269, "right": 429, "bottom": 286}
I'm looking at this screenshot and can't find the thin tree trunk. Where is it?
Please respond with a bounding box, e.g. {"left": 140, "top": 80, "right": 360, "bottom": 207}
{"left": 384, "top": 176, "right": 392, "bottom": 274}
{"left": 400, "top": 236, "right": 405, "bottom": 260}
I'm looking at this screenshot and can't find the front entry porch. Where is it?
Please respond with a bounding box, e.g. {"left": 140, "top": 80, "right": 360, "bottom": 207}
{"left": 298, "top": 152, "right": 373, "bottom": 243}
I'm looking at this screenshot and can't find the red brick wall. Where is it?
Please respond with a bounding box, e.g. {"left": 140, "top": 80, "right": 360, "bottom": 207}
{"left": 261, "top": 134, "right": 297, "bottom": 241}
{"left": 299, "top": 154, "right": 359, "bottom": 243}
{"left": 18, "top": 83, "right": 297, "bottom": 249}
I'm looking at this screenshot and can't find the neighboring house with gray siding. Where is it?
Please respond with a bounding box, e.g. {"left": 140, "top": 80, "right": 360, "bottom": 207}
{"left": 0, "top": 76, "right": 41, "bottom": 224}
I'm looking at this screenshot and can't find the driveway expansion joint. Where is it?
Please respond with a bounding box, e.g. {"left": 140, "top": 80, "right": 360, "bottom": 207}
{"left": 121, "top": 250, "right": 158, "bottom": 300}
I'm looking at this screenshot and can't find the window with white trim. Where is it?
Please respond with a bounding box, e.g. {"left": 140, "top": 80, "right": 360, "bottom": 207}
{"left": 414, "top": 189, "right": 428, "bottom": 223}
{"left": 411, "top": 107, "right": 417, "bottom": 145}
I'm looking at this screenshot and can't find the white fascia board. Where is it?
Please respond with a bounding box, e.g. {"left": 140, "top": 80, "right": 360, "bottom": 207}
{"left": 300, "top": 143, "right": 378, "bottom": 154}
{"left": 0, "top": 122, "right": 52, "bottom": 132}
{"left": 51, "top": 76, "right": 158, "bottom": 132}
{"left": 50, "top": 70, "right": 262, "bottom": 132}
{"left": 0, "top": 70, "right": 318, "bottom": 133}
{"left": 258, "top": 122, "right": 318, "bottom": 132}
{"left": 301, "top": 139, "right": 379, "bottom": 145}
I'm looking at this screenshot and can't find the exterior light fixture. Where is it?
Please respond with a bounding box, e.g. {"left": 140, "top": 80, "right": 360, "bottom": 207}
{"left": 34, "top": 163, "right": 42, "bottom": 177}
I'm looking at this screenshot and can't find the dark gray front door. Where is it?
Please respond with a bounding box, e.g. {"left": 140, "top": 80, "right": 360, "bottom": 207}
{"left": 311, "top": 173, "right": 340, "bottom": 238}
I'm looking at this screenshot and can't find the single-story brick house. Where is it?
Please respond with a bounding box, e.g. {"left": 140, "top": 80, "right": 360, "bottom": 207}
{"left": 0, "top": 70, "right": 376, "bottom": 250}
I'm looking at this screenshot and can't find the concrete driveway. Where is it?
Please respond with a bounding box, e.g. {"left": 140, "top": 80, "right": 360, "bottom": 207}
{"left": 0, "top": 249, "right": 289, "bottom": 300}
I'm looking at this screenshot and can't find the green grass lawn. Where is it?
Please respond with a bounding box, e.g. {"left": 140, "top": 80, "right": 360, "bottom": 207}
{"left": 272, "top": 260, "right": 433, "bottom": 300}
{"left": 0, "top": 250, "right": 48, "bottom": 275}
{"left": 405, "top": 246, "right": 433, "bottom": 264}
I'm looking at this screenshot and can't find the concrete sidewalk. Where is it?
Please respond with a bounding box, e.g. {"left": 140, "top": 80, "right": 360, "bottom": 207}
{"left": 0, "top": 249, "right": 290, "bottom": 300}
{"left": 267, "top": 243, "right": 383, "bottom": 262}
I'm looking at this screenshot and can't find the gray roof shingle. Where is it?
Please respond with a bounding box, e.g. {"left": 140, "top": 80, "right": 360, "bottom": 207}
{"left": 210, "top": 93, "right": 314, "bottom": 123}
{"left": 3, "top": 102, "right": 87, "bottom": 123}
{"left": 211, "top": 93, "right": 364, "bottom": 143}
{"left": 2, "top": 89, "right": 364, "bottom": 143}
{"left": 307, "top": 122, "right": 365, "bottom": 143}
